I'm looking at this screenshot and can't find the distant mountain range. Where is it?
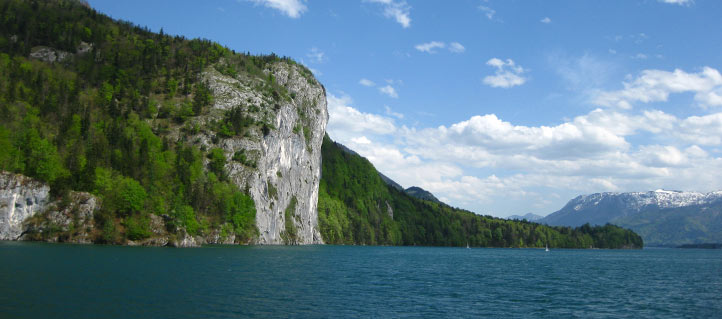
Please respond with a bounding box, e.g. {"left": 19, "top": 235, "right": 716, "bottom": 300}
{"left": 508, "top": 213, "right": 544, "bottom": 222}
{"left": 541, "top": 190, "right": 722, "bottom": 246}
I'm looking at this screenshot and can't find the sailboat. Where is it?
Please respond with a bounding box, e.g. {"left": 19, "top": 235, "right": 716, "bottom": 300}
{"left": 545, "top": 244, "right": 549, "bottom": 252}
{"left": 466, "top": 242, "right": 470, "bottom": 249}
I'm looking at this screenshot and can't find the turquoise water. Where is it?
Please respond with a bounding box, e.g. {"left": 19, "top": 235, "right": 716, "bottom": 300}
{"left": 0, "top": 242, "right": 720, "bottom": 318}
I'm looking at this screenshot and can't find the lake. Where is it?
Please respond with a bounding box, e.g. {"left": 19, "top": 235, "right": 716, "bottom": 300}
{"left": 0, "top": 242, "right": 720, "bottom": 318}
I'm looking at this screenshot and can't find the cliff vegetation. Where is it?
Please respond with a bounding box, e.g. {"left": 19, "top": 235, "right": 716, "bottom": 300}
{"left": 0, "top": 0, "right": 314, "bottom": 244}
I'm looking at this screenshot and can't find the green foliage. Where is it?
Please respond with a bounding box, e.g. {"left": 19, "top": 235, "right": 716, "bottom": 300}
{"left": 267, "top": 181, "right": 278, "bottom": 200}
{"left": 232, "top": 149, "right": 256, "bottom": 168}
{"left": 319, "top": 134, "right": 644, "bottom": 249}
{"left": 173, "top": 205, "right": 200, "bottom": 236}
{"left": 123, "top": 213, "right": 152, "bottom": 240}
{"left": 116, "top": 176, "right": 147, "bottom": 214}
{"left": 281, "top": 197, "right": 298, "bottom": 244}
{"left": 214, "top": 106, "right": 255, "bottom": 138}
{"left": 207, "top": 148, "right": 227, "bottom": 181}
{"left": 303, "top": 126, "right": 312, "bottom": 151}
{"left": 211, "top": 182, "right": 257, "bottom": 242}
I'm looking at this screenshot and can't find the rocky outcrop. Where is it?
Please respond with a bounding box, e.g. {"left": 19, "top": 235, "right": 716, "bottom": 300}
{"left": 0, "top": 171, "right": 50, "bottom": 240}
{"left": 28, "top": 42, "right": 92, "bottom": 63}
{"left": 20, "top": 192, "right": 100, "bottom": 243}
{"left": 203, "top": 62, "right": 328, "bottom": 244}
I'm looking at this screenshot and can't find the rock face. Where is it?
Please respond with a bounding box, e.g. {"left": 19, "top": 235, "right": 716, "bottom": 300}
{"left": 203, "top": 62, "right": 328, "bottom": 244}
{"left": 21, "top": 192, "right": 100, "bottom": 243}
{"left": 0, "top": 171, "right": 51, "bottom": 240}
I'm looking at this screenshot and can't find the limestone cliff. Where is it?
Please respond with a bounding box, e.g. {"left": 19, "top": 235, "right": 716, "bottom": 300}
{"left": 200, "top": 61, "right": 328, "bottom": 244}
{"left": 0, "top": 172, "right": 50, "bottom": 240}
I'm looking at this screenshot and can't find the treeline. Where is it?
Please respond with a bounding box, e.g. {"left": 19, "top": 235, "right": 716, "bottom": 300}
{"left": 0, "top": 0, "right": 300, "bottom": 243}
{"left": 318, "top": 135, "right": 644, "bottom": 249}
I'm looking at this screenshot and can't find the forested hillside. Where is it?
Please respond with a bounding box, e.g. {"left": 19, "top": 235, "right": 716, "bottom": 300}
{"left": 318, "top": 136, "right": 643, "bottom": 248}
{"left": 0, "top": 0, "right": 311, "bottom": 243}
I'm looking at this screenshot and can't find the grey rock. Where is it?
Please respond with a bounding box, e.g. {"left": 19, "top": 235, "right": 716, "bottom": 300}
{"left": 169, "top": 230, "right": 200, "bottom": 247}
{"left": 19, "top": 191, "right": 100, "bottom": 243}
{"left": 0, "top": 171, "right": 50, "bottom": 240}
{"left": 203, "top": 61, "right": 328, "bottom": 244}
{"left": 29, "top": 46, "right": 71, "bottom": 63}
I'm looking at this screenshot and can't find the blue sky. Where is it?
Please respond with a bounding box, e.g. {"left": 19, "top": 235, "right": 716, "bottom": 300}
{"left": 89, "top": 0, "right": 722, "bottom": 217}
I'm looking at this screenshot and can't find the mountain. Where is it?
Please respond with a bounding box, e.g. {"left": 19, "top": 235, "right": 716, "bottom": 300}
{"left": 318, "top": 135, "right": 643, "bottom": 248}
{"left": 508, "top": 213, "right": 544, "bottom": 222}
{"left": 541, "top": 190, "right": 722, "bottom": 246}
{"left": 0, "top": 0, "right": 326, "bottom": 245}
{"left": 0, "top": 0, "right": 643, "bottom": 249}
{"left": 378, "top": 172, "right": 403, "bottom": 191}
{"left": 404, "top": 186, "right": 440, "bottom": 203}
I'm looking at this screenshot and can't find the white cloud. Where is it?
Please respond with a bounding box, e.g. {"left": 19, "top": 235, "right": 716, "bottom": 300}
{"left": 359, "top": 78, "right": 376, "bottom": 87}
{"left": 326, "top": 93, "right": 397, "bottom": 142}
{"left": 379, "top": 85, "right": 399, "bottom": 98}
{"left": 385, "top": 105, "right": 404, "bottom": 119}
{"left": 632, "top": 53, "right": 648, "bottom": 60}
{"left": 594, "top": 67, "right": 722, "bottom": 109}
{"left": 366, "top": 0, "right": 411, "bottom": 28}
{"left": 351, "top": 136, "right": 372, "bottom": 145}
{"left": 659, "top": 0, "right": 693, "bottom": 5}
{"left": 306, "top": 47, "right": 326, "bottom": 63}
{"left": 483, "top": 58, "right": 528, "bottom": 88}
{"left": 415, "top": 41, "right": 445, "bottom": 54}
{"left": 540, "top": 17, "right": 551, "bottom": 23}
{"left": 448, "top": 42, "right": 465, "bottom": 53}
{"left": 327, "top": 89, "right": 722, "bottom": 215}
{"left": 478, "top": 5, "right": 495, "bottom": 20}
{"left": 248, "top": 0, "right": 307, "bottom": 18}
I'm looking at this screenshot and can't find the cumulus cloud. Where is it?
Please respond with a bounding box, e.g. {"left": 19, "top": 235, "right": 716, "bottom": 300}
{"left": 483, "top": 58, "right": 528, "bottom": 88}
{"left": 248, "top": 0, "right": 307, "bottom": 18}
{"left": 327, "top": 87, "right": 722, "bottom": 216}
{"left": 593, "top": 67, "right": 722, "bottom": 109}
{"left": 366, "top": 0, "right": 411, "bottom": 28}
{"left": 379, "top": 85, "right": 399, "bottom": 98}
{"left": 359, "top": 78, "right": 376, "bottom": 87}
{"left": 540, "top": 17, "right": 551, "bottom": 23}
{"left": 326, "top": 93, "right": 396, "bottom": 140}
{"left": 306, "top": 47, "right": 326, "bottom": 63}
{"left": 449, "top": 42, "right": 465, "bottom": 53}
{"left": 415, "top": 41, "right": 445, "bottom": 54}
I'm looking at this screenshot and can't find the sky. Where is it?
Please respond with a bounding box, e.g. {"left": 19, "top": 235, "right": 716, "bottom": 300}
{"left": 88, "top": 0, "right": 722, "bottom": 218}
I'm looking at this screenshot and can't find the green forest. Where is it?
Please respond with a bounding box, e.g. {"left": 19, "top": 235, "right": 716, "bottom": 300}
{"left": 0, "top": 0, "right": 302, "bottom": 243}
{"left": 318, "top": 135, "right": 643, "bottom": 248}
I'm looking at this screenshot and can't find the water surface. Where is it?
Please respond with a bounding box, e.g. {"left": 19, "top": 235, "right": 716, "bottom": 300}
{"left": 0, "top": 242, "right": 720, "bottom": 318}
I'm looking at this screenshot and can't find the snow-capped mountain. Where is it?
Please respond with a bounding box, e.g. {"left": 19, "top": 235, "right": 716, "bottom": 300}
{"left": 541, "top": 190, "right": 722, "bottom": 246}
{"left": 571, "top": 190, "right": 722, "bottom": 212}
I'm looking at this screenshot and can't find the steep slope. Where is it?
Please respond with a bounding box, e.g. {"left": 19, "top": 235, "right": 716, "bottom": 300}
{"left": 541, "top": 190, "right": 722, "bottom": 246}
{"left": 0, "top": 0, "right": 326, "bottom": 245}
{"left": 318, "top": 135, "right": 643, "bottom": 248}
{"left": 404, "top": 186, "right": 440, "bottom": 203}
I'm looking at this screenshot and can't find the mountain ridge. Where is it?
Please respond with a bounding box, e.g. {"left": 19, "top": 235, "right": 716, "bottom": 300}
{"left": 542, "top": 190, "right": 722, "bottom": 246}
